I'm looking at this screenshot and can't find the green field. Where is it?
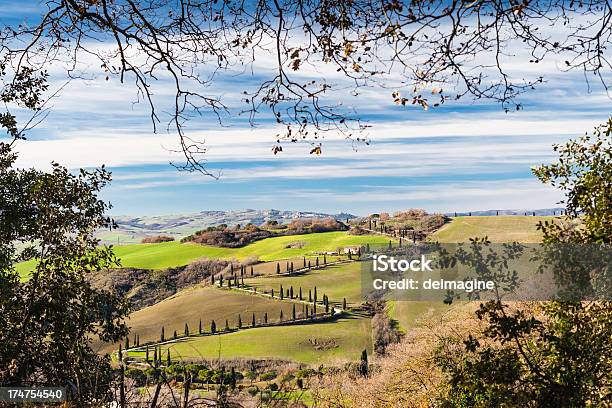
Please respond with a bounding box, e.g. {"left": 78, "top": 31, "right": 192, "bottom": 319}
{"left": 249, "top": 255, "right": 343, "bottom": 276}
{"left": 114, "top": 231, "right": 392, "bottom": 269}
{"left": 245, "top": 262, "right": 364, "bottom": 306}
{"left": 120, "top": 286, "right": 300, "bottom": 348}
{"left": 387, "top": 301, "right": 450, "bottom": 333}
{"left": 129, "top": 314, "right": 372, "bottom": 365}
{"left": 430, "top": 216, "right": 553, "bottom": 243}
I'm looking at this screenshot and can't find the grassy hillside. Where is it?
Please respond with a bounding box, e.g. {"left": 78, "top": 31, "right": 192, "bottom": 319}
{"left": 121, "top": 286, "right": 299, "bottom": 346}
{"left": 245, "top": 262, "right": 364, "bottom": 306}
{"left": 129, "top": 314, "right": 372, "bottom": 365}
{"left": 388, "top": 301, "right": 450, "bottom": 333}
{"left": 115, "top": 231, "right": 393, "bottom": 269}
{"left": 429, "top": 216, "right": 553, "bottom": 243}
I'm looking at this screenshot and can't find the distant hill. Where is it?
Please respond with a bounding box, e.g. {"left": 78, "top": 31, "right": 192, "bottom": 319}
{"left": 97, "top": 209, "right": 356, "bottom": 244}
{"left": 445, "top": 208, "right": 564, "bottom": 216}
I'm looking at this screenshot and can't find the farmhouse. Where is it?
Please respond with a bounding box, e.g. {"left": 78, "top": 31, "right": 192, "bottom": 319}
{"left": 342, "top": 246, "right": 361, "bottom": 255}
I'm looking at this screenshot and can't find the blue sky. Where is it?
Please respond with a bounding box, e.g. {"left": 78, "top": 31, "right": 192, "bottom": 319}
{"left": 5, "top": 3, "right": 611, "bottom": 216}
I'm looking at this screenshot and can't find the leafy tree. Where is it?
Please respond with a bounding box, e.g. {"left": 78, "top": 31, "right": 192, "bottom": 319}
{"left": 1, "top": 1, "right": 609, "bottom": 173}
{"left": 436, "top": 119, "right": 612, "bottom": 407}
{"left": 0, "top": 144, "right": 129, "bottom": 404}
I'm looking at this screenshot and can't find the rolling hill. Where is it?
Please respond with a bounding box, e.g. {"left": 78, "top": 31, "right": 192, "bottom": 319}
{"left": 429, "top": 216, "right": 554, "bottom": 243}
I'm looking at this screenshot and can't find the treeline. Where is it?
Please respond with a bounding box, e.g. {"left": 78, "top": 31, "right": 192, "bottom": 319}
{"left": 181, "top": 217, "right": 348, "bottom": 247}
{"left": 350, "top": 209, "right": 448, "bottom": 238}
{"left": 140, "top": 235, "right": 175, "bottom": 243}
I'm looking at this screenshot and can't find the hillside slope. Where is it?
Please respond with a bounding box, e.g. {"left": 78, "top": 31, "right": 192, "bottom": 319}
{"left": 430, "top": 216, "right": 554, "bottom": 243}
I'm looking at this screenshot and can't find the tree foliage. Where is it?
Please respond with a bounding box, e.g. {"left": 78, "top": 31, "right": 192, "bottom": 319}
{"left": 436, "top": 118, "right": 612, "bottom": 407}
{"left": 0, "top": 145, "right": 130, "bottom": 403}
{"left": 1, "top": 1, "right": 611, "bottom": 173}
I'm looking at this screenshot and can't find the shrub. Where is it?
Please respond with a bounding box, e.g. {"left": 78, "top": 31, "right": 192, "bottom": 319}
{"left": 141, "top": 235, "right": 175, "bottom": 243}
{"left": 247, "top": 386, "right": 259, "bottom": 396}
{"left": 125, "top": 368, "right": 147, "bottom": 387}
{"left": 260, "top": 371, "right": 277, "bottom": 381}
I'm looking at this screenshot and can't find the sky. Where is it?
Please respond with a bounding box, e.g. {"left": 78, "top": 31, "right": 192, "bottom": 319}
{"left": 4, "top": 3, "right": 611, "bottom": 216}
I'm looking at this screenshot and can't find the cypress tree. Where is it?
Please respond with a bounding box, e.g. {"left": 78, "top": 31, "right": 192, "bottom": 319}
{"left": 153, "top": 346, "right": 157, "bottom": 365}
{"left": 343, "top": 297, "right": 347, "bottom": 310}
{"left": 271, "top": 288, "right": 275, "bottom": 298}
{"left": 359, "top": 349, "right": 369, "bottom": 377}
{"left": 348, "top": 251, "right": 352, "bottom": 260}
{"left": 286, "top": 261, "right": 289, "bottom": 272}
{"left": 173, "top": 330, "right": 177, "bottom": 339}
{"left": 137, "top": 335, "right": 140, "bottom": 347}
{"left": 230, "top": 264, "right": 234, "bottom": 274}
{"left": 225, "top": 319, "right": 229, "bottom": 331}
{"left": 309, "top": 289, "right": 312, "bottom": 302}
{"left": 252, "top": 313, "right": 256, "bottom": 327}
{"left": 250, "top": 266, "right": 254, "bottom": 276}
{"left": 299, "top": 287, "right": 303, "bottom": 300}
{"left": 280, "top": 309, "right": 283, "bottom": 321}
{"left": 241, "top": 276, "right": 244, "bottom": 286}
{"left": 211, "top": 320, "right": 216, "bottom": 333}
{"left": 184, "top": 323, "right": 189, "bottom": 337}
{"left": 238, "top": 314, "right": 242, "bottom": 329}
{"left": 276, "top": 263, "right": 280, "bottom": 274}
{"left": 228, "top": 279, "right": 232, "bottom": 288}
{"left": 161, "top": 326, "right": 165, "bottom": 342}
{"left": 290, "top": 262, "right": 294, "bottom": 273}
{"left": 264, "top": 312, "right": 268, "bottom": 324}
{"left": 303, "top": 257, "right": 306, "bottom": 268}
{"left": 323, "top": 255, "right": 327, "bottom": 264}
{"left": 166, "top": 349, "right": 171, "bottom": 366}
{"left": 316, "top": 257, "right": 319, "bottom": 267}
{"left": 292, "top": 304, "right": 296, "bottom": 321}
{"left": 219, "top": 274, "right": 223, "bottom": 286}
{"left": 280, "top": 285, "right": 284, "bottom": 299}
{"left": 314, "top": 286, "right": 318, "bottom": 302}
{"left": 290, "top": 286, "right": 294, "bottom": 299}
{"left": 230, "top": 367, "right": 237, "bottom": 390}
{"left": 145, "top": 344, "right": 150, "bottom": 362}
{"left": 199, "top": 319, "right": 202, "bottom": 334}
{"left": 325, "top": 302, "right": 329, "bottom": 313}
{"left": 308, "top": 260, "right": 311, "bottom": 268}
{"left": 211, "top": 274, "right": 215, "bottom": 285}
